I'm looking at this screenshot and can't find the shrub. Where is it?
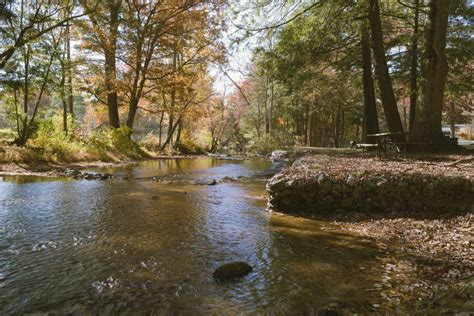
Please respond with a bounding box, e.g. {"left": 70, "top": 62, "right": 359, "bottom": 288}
{"left": 140, "top": 132, "right": 162, "bottom": 151}
{"left": 247, "top": 131, "right": 295, "bottom": 155}
{"left": 29, "top": 114, "right": 84, "bottom": 162}
{"left": 88, "top": 125, "right": 145, "bottom": 159}
{"left": 0, "top": 128, "right": 16, "bottom": 143}
{"left": 176, "top": 132, "right": 205, "bottom": 155}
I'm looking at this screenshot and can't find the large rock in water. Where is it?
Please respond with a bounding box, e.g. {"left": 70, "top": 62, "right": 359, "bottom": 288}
{"left": 271, "top": 150, "right": 289, "bottom": 162}
{"left": 213, "top": 262, "right": 253, "bottom": 280}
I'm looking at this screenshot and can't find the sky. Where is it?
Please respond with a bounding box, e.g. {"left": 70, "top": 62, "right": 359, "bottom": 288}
{"left": 210, "top": 13, "right": 255, "bottom": 97}
{"left": 210, "top": 0, "right": 296, "bottom": 96}
{"left": 211, "top": 0, "right": 313, "bottom": 97}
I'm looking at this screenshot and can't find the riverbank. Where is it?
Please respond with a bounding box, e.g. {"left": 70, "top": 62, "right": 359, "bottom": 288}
{"left": 267, "top": 154, "right": 473, "bottom": 313}
{"left": 0, "top": 154, "right": 263, "bottom": 179}
{"left": 0, "top": 139, "right": 146, "bottom": 165}
{"left": 339, "top": 213, "right": 473, "bottom": 312}
{"left": 0, "top": 161, "right": 137, "bottom": 178}
{"left": 267, "top": 154, "right": 473, "bottom": 214}
{"left": 271, "top": 210, "right": 473, "bottom": 313}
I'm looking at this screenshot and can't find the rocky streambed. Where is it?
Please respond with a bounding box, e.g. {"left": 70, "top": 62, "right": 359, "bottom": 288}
{"left": 267, "top": 155, "right": 473, "bottom": 215}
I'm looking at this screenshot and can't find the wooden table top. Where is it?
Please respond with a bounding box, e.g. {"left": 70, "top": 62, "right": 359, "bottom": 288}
{"left": 367, "top": 132, "right": 408, "bottom": 137}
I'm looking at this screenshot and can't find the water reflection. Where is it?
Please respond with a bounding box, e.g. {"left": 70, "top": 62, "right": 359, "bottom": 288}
{"left": 0, "top": 158, "right": 381, "bottom": 314}
{"left": 93, "top": 158, "right": 271, "bottom": 180}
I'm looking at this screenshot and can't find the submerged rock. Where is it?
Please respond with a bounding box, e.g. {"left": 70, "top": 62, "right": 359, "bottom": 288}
{"left": 317, "top": 303, "right": 344, "bottom": 316}
{"left": 271, "top": 150, "right": 289, "bottom": 162}
{"left": 64, "top": 169, "right": 113, "bottom": 181}
{"left": 213, "top": 261, "right": 253, "bottom": 280}
{"left": 65, "top": 168, "right": 82, "bottom": 177}
{"left": 193, "top": 179, "right": 218, "bottom": 186}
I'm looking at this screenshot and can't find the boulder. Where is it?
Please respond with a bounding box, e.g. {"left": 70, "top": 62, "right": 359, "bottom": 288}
{"left": 271, "top": 150, "right": 289, "bottom": 162}
{"left": 213, "top": 261, "right": 253, "bottom": 280}
{"left": 65, "top": 169, "right": 82, "bottom": 177}
{"left": 317, "top": 303, "right": 344, "bottom": 316}
{"left": 100, "top": 173, "right": 114, "bottom": 180}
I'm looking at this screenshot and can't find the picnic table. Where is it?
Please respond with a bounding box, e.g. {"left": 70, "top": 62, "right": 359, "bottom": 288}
{"left": 367, "top": 131, "right": 408, "bottom": 158}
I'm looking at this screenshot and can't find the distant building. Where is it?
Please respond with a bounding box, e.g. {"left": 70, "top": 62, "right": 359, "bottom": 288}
{"left": 442, "top": 124, "right": 473, "bottom": 138}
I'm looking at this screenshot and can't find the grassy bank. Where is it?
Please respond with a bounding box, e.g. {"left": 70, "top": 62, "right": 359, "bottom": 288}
{"left": 0, "top": 125, "right": 152, "bottom": 164}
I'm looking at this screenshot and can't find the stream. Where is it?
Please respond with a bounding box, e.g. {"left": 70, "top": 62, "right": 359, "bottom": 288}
{"left": 0, "top": 158, "right": 383, "bottom": 314}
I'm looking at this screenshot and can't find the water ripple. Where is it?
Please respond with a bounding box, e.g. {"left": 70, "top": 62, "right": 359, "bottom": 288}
{"left": 0, "top": 159, "right": 381, "bottom": 314}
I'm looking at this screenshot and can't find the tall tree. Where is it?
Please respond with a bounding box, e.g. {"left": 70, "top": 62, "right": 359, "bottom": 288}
{"left": 80, "top": 0, "right": 122, "bottom": 128}
{"left": 367, "top": 0, "right": 404, "bottom": 135}
{"left": 361, "top": 21, "right": 379, "bottom": 143}
{"left": 412, "top": 0, "right": 451, "bottom": 144}
{"left": 409, "top": 0, "right": 420, "bottom": 132}
{"left": 0, "top": 0, "right": 90, "bottom": 69}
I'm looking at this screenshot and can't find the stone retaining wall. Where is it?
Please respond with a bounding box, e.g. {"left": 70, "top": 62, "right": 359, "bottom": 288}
{"left": 267, "top": 155, "right": 473, "bottom": 214}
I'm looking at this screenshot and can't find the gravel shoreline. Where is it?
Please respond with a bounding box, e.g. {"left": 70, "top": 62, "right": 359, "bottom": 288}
{"left": 0, "top": 161, "right": 136, "bottom": 178}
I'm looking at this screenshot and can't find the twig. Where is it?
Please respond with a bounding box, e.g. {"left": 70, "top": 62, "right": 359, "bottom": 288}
{"left": 446, "top": 157, "right": 474, "bottom": 167}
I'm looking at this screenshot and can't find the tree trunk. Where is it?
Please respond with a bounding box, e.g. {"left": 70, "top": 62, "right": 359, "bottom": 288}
{"left": 61, "top": 58, "right": 68, "bottom": 134}
{"left": 13, "top": 87, "right": 20, "bottom": 137}
{"left": 105, "top": 52, "right": 120, "bottom": 128}
{"left": 355, "top": 124, "right": 361, "bottom": 143}
{"left": 308, "top": 107, "right": 317, "bottom": 147}
{"left": 307, "top": 108, "right": 314, "bottom": 146}
{"left": 412, "top": 0, "right": 450, "bottom": 144}
{"left": 161, "top": 116, "right": 182, "bottom": 149}
{"left": 340, "top": 109, "right": 345, "bottom": 146}
{"left": 104, "top": 2, "right": 120, "bottom": 128}
{"left": 66, "top": 21, "right": 74, "bottom": 133}
{"left": 368, "top": 0, "right": 404, "bottom": 136}
{"left": 23, "top": 51, "right": 29, "bottom": 115}
{"left": 449, "top": 102, "right": 456, "bottom": 138}
{"left": 264, "top": 76, "right": 270, "bottom": 134}
{"left": 166, "top": 52, "right": 178, "bottom": 146}
{"left": 126, "top": 98, "right": 138, "bottom": 129}
{"left": 409, "top": 0, "right": 420, "bottom": 132}
{"left": 158, "top": 110, "right": 164, "bottom": 146}
{"left": 174, "top": 120, "right": 182, "bottom": 149}
{"left": 256, "top": 95, "right": 261, "bottom": 138}
{"left": 361, "top": 21, "right": 380, "bottom": 143}
{"left": 269, "top": 78, "right": 274, "bottom": 132}
{"left": 303, "top": 104, "right": 310, "bottom": 146}
{"left": 167, "top": 91, "right": 176, "bottom": 147}
{"left": 17, "top": 50, "right": 55, "bottom": 145}
{"left": 167, "top": 112, "right": 174, "bottom": 146}
{"left": 334, "top": 107, "right": 341, "bottom": 148}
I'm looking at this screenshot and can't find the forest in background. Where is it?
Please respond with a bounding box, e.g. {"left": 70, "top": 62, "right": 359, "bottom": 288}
{"left": 0, "top": 0, "right": 472, "bottom": 162}
{"left": 229, "top": 0, "right": 473, "bottom": 151}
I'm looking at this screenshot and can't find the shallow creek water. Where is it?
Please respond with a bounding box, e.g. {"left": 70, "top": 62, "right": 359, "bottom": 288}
{"left": 0, "top": 159, "right": 384, "bottom": 314}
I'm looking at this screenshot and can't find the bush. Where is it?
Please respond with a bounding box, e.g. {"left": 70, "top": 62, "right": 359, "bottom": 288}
{"left": 88, "top": 125, "right": 145, "bottom": 159}
{"left": 176, "top": 132, "right": 206, "bottom": 155}
{"left": 139, "top": 132, "right": 162, "bottom": 151}
{"left": 29, "top": 114, "right": 85, "bottom": 162}
{"left": 1, "top": 114, "right": 149, "bottom": 163}
{"left": 247, "top": 131, "right": 295, "bottom": 155}
{"left": 0, "top": 128, "right": 16, "bottom": 143}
